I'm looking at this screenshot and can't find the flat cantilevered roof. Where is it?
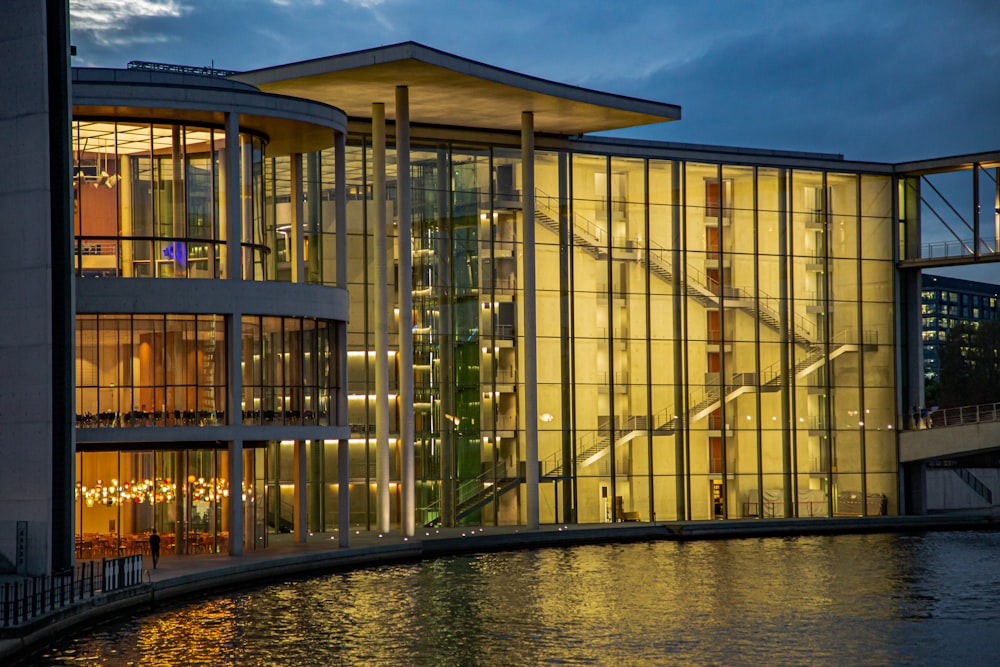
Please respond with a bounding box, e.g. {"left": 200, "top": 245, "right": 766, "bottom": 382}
{"left": 235, "top": 42, "right": 681, "bottom": 135}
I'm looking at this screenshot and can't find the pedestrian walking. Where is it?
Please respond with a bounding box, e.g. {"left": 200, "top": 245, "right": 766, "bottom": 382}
{"left": 149, "top": 527, "right": 161, "bottom": 568}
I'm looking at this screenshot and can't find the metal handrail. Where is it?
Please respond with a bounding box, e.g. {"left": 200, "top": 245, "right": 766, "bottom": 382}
{"left": 418, "top": 466, "right": 507, "bottom": 520}
{"left": 536, "top": 190, "right": 606, "bottom": 247}
{"left": 921, "top": 402, "right": 1000, "bottom": 429}
{"left": 644, "top": 237, "right": 818, "bottom": 344}
{"left": 75, "top": 234, "right": 271, "bottom": 279}
{"left": 1, "top": 555, "right": 144, "bottom": 628}
{"left": 914, "top": 237, "right": 1000, "bottom": 260}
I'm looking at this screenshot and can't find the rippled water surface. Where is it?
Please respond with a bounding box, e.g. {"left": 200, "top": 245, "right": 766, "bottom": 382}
{"left": 37, "top": 531, "right": 1000, "bottom": 666}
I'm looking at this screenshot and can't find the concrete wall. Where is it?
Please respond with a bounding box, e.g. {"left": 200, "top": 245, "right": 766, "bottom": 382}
{"left": 0, "top": 1, "right": 69, "bottom": 575}
{"left": 899, "top": 421, "right": 1000, "bottom": 462}
{"left": 926, "top": 468, "right": 1000, "bottom": 512}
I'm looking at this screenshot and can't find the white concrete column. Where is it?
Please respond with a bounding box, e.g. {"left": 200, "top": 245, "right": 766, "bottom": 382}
{"left": 521, "top": 111, "right": 539, "bottom": 529}
{"left": 120, "top": 156, "right": 134, "bottom": 273}
{"left": 223, "top": 118, "right": 246, "bottom": 551}
{"left": 294, "top": 440, "right": 308, "bottom": 543}
{"left": 373, "top": 103, "right": 391, "bottom": 533}
{"left": 224, "top": 112, "right": 242, "bottom": 280}
{"left": 335, "top": 132, "right": 348, "bottom": 289}
{"left": 241, "top": 136, "right": 254, "bottom": 279}
{"left": 171, "top": 126, "right": 186, "bottom": 277}
{"left": 227, "top": 438, "right": 244, "bottom": 556}
{"left": 227, "top": 309, "right": 244, "bottom": 555}
{"left": 337, "top": 320, "right": 350, "bottom": 547}
{"left": 290, "top": 153, "right": 305, "bottom": 284}
{"left": 335, "top": 131, "right": 351, "bottom": 546}
{"left": 396, "top": 86, "right": 416, "bottom": 537}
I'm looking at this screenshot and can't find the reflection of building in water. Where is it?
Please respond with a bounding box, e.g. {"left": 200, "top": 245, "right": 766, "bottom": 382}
{"left": 8, "top": 37, "right": 995, "bottom": 574}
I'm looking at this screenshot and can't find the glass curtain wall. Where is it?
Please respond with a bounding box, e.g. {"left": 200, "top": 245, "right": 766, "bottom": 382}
{"left": 240, "top": 315, "right": 338, "bottom": 426}
{"left": 337, "top": 136, "right": 897, "bottom": 529}
{"left": 75, "top": 314, "right": 226, "bottom": 427}
{"left": 75, "top": 447, "right": 263, "bottom": 557}
{"left": 74, "top": 313, "right": 339, "bottom": 412}
{"left": 264, "top": 148, "right": 340, "bottom": 284}
{"left": 340, "top": 138, "right": 400, "bottom": 529}
{"left": 72, "top": 120, "right": 266, "bottom": 280}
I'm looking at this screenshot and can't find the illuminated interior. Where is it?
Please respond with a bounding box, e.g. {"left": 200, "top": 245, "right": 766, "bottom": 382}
{"left": 67, "top": 49, "right": 904, "bottom": 557}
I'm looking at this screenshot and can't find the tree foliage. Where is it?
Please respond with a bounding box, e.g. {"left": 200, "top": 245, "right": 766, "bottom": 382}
{"left": 936, "top": 321, "right": 1000, "bottom": 407}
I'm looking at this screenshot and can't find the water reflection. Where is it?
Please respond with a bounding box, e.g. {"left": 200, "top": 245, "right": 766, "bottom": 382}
{"left": 39, "top": 531, "right": 1000, "bottom": 665}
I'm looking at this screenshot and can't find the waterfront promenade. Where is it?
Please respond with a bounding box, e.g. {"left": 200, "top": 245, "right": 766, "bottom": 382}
{"left": 4, "top": 511, "right": 999, "bottom": 663}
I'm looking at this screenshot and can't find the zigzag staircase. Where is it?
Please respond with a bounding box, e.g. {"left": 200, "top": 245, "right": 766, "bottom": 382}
{"left": 543, "top": 337, "right": 861, "bottom": 479}
{"left": 534, "top": 191, "right": 816, "bottom": 346}
{"left": 445, "top": 194, "right": 873, "bottom": 497}
{"left": 422, "top": 473, "right": 523, "bottom": 527}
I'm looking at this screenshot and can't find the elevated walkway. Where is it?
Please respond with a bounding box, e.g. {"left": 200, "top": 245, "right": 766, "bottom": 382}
{"left": 899, "top": 402, "right": 1000, "bottom": 462}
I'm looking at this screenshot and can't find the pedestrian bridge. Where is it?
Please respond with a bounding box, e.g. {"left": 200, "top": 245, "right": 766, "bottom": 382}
{"left": 899, "top": 403, "right": 1000, "bottom": 462}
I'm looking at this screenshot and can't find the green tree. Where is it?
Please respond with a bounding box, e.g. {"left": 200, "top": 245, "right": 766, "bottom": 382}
{"left": 937, "top": 321, "right": 1000, "bottom": 407}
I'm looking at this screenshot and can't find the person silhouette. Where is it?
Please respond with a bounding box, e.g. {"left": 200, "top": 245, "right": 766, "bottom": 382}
{"left": 149, "top": 527, "right": 161, "bottom": 568}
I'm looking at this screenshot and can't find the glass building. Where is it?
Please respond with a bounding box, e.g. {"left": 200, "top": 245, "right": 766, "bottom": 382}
{"left": 235, "top": 42, "right": 898, "bottom": 532}
{"left": 70, "top": 67, "right": 351, "bottom": 557}
{"left": 56, "top": 41, "right": 983, "bottom": 561}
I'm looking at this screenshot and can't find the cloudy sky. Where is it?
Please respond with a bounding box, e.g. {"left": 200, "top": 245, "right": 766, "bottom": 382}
{"left": 68, "top": 0, "right": 999, "bottom": 164}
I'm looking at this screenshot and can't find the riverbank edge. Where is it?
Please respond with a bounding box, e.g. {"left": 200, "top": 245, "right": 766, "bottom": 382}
{"left": 4, "top": 512, "right": 998, "bottom": 663}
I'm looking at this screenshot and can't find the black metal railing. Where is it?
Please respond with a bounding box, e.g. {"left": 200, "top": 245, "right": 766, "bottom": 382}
{"left": 1, "top": 555, "right": 144, "bottom": 629}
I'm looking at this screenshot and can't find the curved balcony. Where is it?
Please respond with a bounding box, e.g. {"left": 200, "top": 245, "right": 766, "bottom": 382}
{"left": 75, "top": 236, "right": 272, "bottom": 279}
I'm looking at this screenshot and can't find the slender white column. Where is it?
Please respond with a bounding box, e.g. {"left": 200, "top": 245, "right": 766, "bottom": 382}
{"left": 241, "top": 136, "right": 254, "bottom": 279}
{"left": 293, "top": 440, "right": 307, "bottom": 542}
{"left": 290, "top": 153, "right": 305, "bottom": 284}
{"left": 521, "top": 112, "right": 539, "bottom": 529}
{"left": 224, "top": 113, "right": 246, "bottom": 552}
{"left": 227, "top": 437, "right": 244, "bottom": 555}
{"left": 227, "top": 309, "right": 244, "bottom": 555}
{"left": 224, "top": 113, "right": 241, "bottom": 280}
{"left": 396, "top": 86, "right": 416, "bottom": 537}
{"left": 171, "top": 126, "right": 186, "bottom": 277}
{"left": 337, "top": 320, "right": 350, "bottom": 547}
{"left": 373, "top": 103, "right": 391, "bottom": 533}
{"left": 336, "top": 132, "right": 348, "bottom": 289}
{"left": 335, "top": 131, "right": 351, "bottom": 546}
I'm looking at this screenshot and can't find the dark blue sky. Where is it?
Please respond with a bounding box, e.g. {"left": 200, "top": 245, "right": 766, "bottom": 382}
{"left": 69, "top": 0, "right": 1000, "bottom": 163}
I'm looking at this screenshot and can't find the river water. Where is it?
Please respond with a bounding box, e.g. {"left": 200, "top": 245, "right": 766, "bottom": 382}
{"left": 37, "top": 531, "right": 1000, "bottom": 666}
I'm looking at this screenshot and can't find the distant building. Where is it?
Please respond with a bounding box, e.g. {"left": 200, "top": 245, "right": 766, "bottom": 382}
{"left": 921, "top": 273, "right": 1000, "bottom": 382}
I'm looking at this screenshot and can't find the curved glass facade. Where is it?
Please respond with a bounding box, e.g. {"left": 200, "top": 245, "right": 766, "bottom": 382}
{"left": 76, "top": 314, "right": 340, "bottom": 428}
{"left": 74, "top": 447, "right": 266, "bottom": 557}
{"left": 76, "top": 314, "right": 227, "bottom": 427}
{"left": 69, "top": 85, "right": 350, "bottom": 558}
{"left": 265, "top": 153, "right": 341, "bottom": 285}
{"left": 241, "top": 315, "right": 339, "bottom": 426}
{"left": 72, "top": 120, "right": 268, "bottom": 280}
